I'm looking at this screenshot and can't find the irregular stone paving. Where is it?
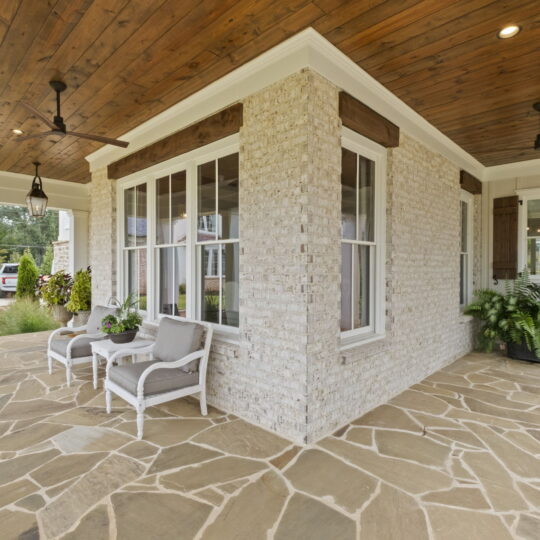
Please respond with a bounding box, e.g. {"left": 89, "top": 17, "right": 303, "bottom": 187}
{"left": 0, "top": 333, "right": 539, "bottom": 539}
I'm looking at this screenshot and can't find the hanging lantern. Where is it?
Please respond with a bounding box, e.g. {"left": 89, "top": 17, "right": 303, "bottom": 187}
{"left": 26, "top": 161, "right": 48, "bottom": 217}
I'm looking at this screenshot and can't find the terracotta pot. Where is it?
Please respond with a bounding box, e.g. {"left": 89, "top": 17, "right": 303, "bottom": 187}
{"left": 52, "top": 304, "right": 71, "bottom": 325}
{"left": 109, "top": 329, "right": 137, "bottom": 344}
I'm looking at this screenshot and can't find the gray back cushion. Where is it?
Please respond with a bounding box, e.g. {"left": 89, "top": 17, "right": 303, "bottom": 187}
{"left": 153, "top": 318, "right": 204, "bottom": 372}
{"left": 87, "top": 305, "right": 117, "bottom": 333}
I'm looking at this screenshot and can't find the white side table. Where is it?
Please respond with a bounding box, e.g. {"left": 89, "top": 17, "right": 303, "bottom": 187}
{"left": 91, "top": 338, "right": 154, "bottom": 389}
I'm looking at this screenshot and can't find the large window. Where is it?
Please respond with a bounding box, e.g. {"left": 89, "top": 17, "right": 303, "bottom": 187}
{"left": 516, "top": 189, "right": 540, "bottom": 281}
{"left": 155, "top": 171, "right": 187, "bottom": 316}
{"left": 119, "top": 147, "right": 239, "bottom": 330}
{"left": 340, "top": 131, "right": 386, "bottom": 344}
{"left": 123, "top": 184, "right": 147, "bottom": 310}
{"left": 197, "top": 153, "right": 239, "bottom": 327}
{"left": 526, "top": 198, "right": 540, "bottom": 276}
{"left": 460, "top": 191, "right": 473, "bottom": 307}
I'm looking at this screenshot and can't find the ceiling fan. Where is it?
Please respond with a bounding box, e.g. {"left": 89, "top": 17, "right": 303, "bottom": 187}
{"left": 16, "top": 81, "right": 129, "bottom": 148}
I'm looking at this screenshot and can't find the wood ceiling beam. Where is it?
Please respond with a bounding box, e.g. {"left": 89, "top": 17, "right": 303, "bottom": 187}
{"left": 339, "top": 92, "right": 399, "bottom": 148}
{"left": 460, "top": 170, "right": 482, "bottom": 195}
{"left": 107, "top": 103, "right": 243, "bottom": 180}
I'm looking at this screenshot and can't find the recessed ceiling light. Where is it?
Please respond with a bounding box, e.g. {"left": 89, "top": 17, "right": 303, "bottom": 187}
{"left": 497, "top": 25, "right": 521, "bottom": 39}
{"left": 12, "top": 128, "right": 23, "bottom": 135}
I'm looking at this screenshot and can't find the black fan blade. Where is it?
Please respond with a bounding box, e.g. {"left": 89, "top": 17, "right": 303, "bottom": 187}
{"left": 19, "top": 102, "right": 57, "bottom": 130}
{"left": 66, "top": 131, "right": 129, "bottom": 148}
{"left": 15, "top": 131, "right": 59, "bottom": 142}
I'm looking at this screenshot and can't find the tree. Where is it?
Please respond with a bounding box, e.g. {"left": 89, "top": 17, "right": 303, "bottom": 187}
{"left": 0, "top": 205, "right": 59, "bottom": 266}
{"left": 40, "top": 245, "right": 54, "bottom": 275}
{"left": 16, "top": 250, "right": 39, "bottom": 300}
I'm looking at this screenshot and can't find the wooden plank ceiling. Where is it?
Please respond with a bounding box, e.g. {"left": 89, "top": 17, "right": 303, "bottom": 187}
{"left": 0, "top": 0, "right": 539, "bottom": 183}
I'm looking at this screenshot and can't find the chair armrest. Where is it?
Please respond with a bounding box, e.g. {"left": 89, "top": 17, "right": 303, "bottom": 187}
{"left": 136, "top": 350, "right": 205, "bottom": 397}
{"left": 47, "top": 326, "right": 71, "bottom": 349}
{"left": 71, "top": 325, "right": 88, "bottom": 332}
{"left": 48, "top": 323, "right": 94, "bottom": 346}
{"left": 66, "top": 332, "right": 105, "bottom": 356}
{"left": 106, "top": 344, "right": 156, "bottom": 376}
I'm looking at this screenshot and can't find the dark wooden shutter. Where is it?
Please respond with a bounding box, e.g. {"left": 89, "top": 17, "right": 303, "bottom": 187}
{"left": 493, "top": 196, "right": 518, "bottom": 280}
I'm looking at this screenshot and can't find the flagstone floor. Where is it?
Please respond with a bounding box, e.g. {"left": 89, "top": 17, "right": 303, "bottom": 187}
{"left": 1, "top": 332, "right": 540, "bottom": 539}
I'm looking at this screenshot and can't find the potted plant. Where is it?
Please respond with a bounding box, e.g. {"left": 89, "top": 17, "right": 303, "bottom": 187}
{"left": 465, "top": 270, "right": 540, "bottom": 363}
{"left": 40, "top": 271, "right": 73, "bottom": 325}
{"left": 101, "top": 295, "right": 143, "bottom": 344}
{"left": 66, "top": 268, "right": 91, "bottom": 326}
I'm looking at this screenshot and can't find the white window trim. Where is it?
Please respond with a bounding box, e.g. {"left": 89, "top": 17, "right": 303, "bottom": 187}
{"left": 460, "top": 190, "right": 474, "bottom": 308}
{"left": 516, "top": 187, "right": 540, "bottom": 282}
{"left": 116, "top": 135, "right": 240, "bottom": 340}
{"left": 340, "top": 127, "right": 387, "bottom": 349}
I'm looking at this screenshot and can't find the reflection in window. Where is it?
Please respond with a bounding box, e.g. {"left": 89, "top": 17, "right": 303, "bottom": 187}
{"left": 158, "top": 247, "right": 186, "bottom": 316}
{"left": 198, "top": 161, "right": 216, "bottom": 241}
{"left": 197, "top": 153, "right": 239, "bottom": 328}
{"left": 460, "top": 199, "right": 469, "bottom": 306}
{"left": 126, "top": 249, "right": 147, "bottom": 311}
{"left": 527, "top": 199, "right": 540, "bottom": 276}
{"left": 155, "top": 170, "right": 187, "bottom": 316}
{"left": 340, "top": 147, "right": 375, "bottom": 333}
{"left": 218, "top": 153, "right": 239, "bottom": 239}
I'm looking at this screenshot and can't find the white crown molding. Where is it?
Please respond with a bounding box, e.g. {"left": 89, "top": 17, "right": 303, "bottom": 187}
{"left": 85, "top": 27, "right": 531, "bottom": 183}
{"left": 0, "top": 170, "right": 90, "bottom": 211}
{"left": 483, "top": 158, "right": 540, "bottom": 182}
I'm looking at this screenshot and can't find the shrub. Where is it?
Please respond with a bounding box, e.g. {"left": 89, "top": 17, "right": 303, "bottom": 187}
{"left": 0, "top": 299, "right": 59, "bottom": 336}
{"left": 16, "top": 251, "right": 39, "bottom": 300}
{"left": 40, "top": 271, "right": 73, "bottom": 306}
{"left": 40, "top": 245, "right": 54, "bottom": 275}
{"left": 66, "top": 268, "right": 91, "bottom": 313}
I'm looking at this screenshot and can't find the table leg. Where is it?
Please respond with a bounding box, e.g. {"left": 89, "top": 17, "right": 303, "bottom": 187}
{"left": 92, "top": 353, "right": 98, "bottom": 389}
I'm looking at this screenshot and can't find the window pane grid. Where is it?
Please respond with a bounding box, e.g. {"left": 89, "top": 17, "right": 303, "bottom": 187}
{"left": 526, "top": 199, "right": 540, "bottom": 276}
{"left": 122, "top": 152, "right": 239, "bottom": 328}
{"left": 341, "top": 146, "right": 376, "bottom": 334}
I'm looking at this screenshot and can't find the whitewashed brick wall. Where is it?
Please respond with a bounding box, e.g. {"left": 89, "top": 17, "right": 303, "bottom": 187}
{"left": 52, "top": 240, "right": 69, "bottom": 273}
{"left": 89, "top": 167, "right": 117, "bottom": 306}
{"left": 207, "top": 70, "right": 341, "bottom": 443}
{"left": 313, "top": 132, "right": 478, "bottom": 441}
{"left": 88, "top": 70, "right": 480, "bottom": 445}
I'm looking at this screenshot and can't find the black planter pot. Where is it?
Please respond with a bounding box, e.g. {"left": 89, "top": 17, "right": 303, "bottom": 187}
{"left": 109, "top": 329, "right": 137, "bottom": 344}
{"left": 506, "top": 341, "right": 540, "bottom": 364}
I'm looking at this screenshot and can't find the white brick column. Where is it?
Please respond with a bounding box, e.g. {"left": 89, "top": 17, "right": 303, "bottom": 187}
{"left": 89, "top": 167, "right": 116, "bottom": 306}
{"left": 238, "top": 70, "right": 341, "bottom": 443}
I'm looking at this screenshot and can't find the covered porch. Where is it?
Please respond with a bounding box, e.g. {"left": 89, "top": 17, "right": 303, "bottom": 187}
{"left": 1, "top": 2, "right": 540, "bottom": 539}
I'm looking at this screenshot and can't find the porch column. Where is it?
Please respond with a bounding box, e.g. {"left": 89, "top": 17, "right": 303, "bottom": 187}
{"left": 89, "top": 167, "right": 117, "bottom": 306}
{"left": 67, "top": 209, "right": 89, "bottom": 274}
{"left": 238, "top": 69, "right": 342, "bottom": 444}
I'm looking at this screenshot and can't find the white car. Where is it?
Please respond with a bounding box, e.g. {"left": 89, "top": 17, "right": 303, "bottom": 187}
{"left": 0, "top": 263, "right": 19, "bottom": 295}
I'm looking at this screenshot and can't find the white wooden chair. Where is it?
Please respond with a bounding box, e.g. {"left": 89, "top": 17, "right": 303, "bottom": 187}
{"left": 104, "top": 316, "right": 213, "bottom": 440}
{"left": 47, "top": 305, "right": 117, "bottom": 386}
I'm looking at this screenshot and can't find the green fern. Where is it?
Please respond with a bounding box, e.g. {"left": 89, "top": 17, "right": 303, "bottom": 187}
{"left": 465, "top": 268, "right": 540, "bottom": 354}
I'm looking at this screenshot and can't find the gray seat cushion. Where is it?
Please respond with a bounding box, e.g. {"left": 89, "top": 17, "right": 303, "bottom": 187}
{"left": 108, "top": 360, "right": 199, "bottom": 396}
{"left": 153, "top": 318, "right": 204, "bottom": 372}
{"left": 50, "top": 334, "right": 102, "bottom": 358}
{"left": 87, "top": 305, "right": 117, "bottom": 333}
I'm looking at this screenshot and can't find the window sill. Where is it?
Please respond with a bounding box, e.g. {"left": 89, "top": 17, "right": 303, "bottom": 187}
{"left": 340, "top": 331, "right": 386, "bottom": 352}
{"left": 212, "top": 324, "right": 240, "bottom": 345}
{"left": 142, "top": 318, "right": 240, "bottom": 345}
